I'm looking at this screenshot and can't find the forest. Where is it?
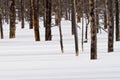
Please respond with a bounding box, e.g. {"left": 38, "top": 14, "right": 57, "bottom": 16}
{"left": 0, "top": 0, "right": 120, "bottom": 60}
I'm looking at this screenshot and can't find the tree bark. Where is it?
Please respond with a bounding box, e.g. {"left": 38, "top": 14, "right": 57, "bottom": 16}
{"left": 0, "top": 11, "right": 3, "bottom": 39}
{"left": 90, "top": 0, "right": 97, "bottom": 59}
{"left": 58, "top": 0, "right": 64, "bottom": 53}
{"left": 29, "top": 0, "right": 33, "bottom": 29}
{"left": 72, "top": 0, "right": 79, "bottom": 56}
{"left": 115, "top": 0, "right": 119, "bottom": 41}
{"left": 106, "top": 0, "right": 114, "bottom": 52}
{"left": 9, "top": 0, "right": 16, "bottom": 38}
{"left": 21, "top": 0, "right": 24, "bottom": 29}
{"left": 45, "top": 0, "right": 52, "bottom": 41}
{"left": 31, "top": 0, "right": 40, "bottom": 41}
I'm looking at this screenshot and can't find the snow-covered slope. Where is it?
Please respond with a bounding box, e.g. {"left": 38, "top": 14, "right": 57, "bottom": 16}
{"left": 0, "top": 20, "right": 120, "bottom": 80}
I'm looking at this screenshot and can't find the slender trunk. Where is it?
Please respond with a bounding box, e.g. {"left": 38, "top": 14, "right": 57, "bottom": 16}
{"left": 29, "top": 0, "right": 33, "bottom": 29}
{"left": 106, "top": 0, "right": 114, "bottom": 52}
{"left": 58, "top": 0, "right": 64, "bottom": 53}
{"left": 21, "top": 0, "right": 24, "bottom": 28}
{"left": 90, "top": 0, "right": 97, "bottom": 59}
{"left": 55, "top": 0, "right": 59, "bottom": 26}
{"left": 43, "top": 0, "right": 46, "bottom": 28}
{"left": 115, "top": 0, "right": 119, "bottom": 41}
{"left": 72, "top": 0, "right": 79, "bottom": 56}
{"left": 9, "top": 0, "right": 16, "bottom": 38}
{"left": 45, "top": 0, "right": 52, "bottom": 41}
{"left": 95, "top": 0, "right": 99, "bottom": 33}
{"left": 81, "top": 0, "right": 84, "bottom": 51}
{"left": 104, "top": 11, "right": 107, "bottom": 29}
{"left": 84, "top": 14, "right": 89, "bottom": 43}
{"left": 0, "top": 13, "right": 3, "bottom": 39}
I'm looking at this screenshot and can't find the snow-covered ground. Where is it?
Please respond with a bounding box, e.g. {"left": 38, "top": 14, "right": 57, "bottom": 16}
{"left": 0, "top": 20, "right": 120, "bottom": 80}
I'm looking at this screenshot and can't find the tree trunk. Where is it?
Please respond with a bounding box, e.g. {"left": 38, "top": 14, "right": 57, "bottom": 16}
{"left": 58, "top": 0, "right": 64, "bottom": 53}
{"left": 72, "top": 0, "right": 79, "bottom": 56}
{"left": 31, "top": 0, "right": 40, "bottom": 41}
{"left": 95, "top": 0, "right": 99, "bottom": 33}
{"left": 84, "top": 14, "right": 89, "bottom": 43}
{"left": 9, "top": 0, "right": 16, "bottom": 38}
{"left": 0, "top": 12, "right": 3, "bottom": 39}
{"left": 104, "top": 11, "right": 107, "bottom": 29}
{"left": 45, "top": 0, "right": 52, "bottom": 41}
{"left": 54, "top": 0, "right": 59, "bottom": 26}
{"left": 90, "top": 0, "right": 97, "bottom": 59}
{"left": 21, "top": 0, "right": 24, "bottom": 29}
{"left": 115, "top": 0, "right": 119, "bottom": 41}
{"left": 106, "top": 0, "right": 114, "bottom": 52}
{"left": 29, "top": 0, "right": 33, "bottom": 29}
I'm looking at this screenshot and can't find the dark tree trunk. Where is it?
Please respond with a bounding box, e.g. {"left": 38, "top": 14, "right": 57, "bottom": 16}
{"left": 9, "top": 0, "right": 16, "bottom": 38}
{"left": 0, "top": 12, "right": 3, "bottom": 39}
{"left": 21, "top": 0, "right": 24, "bottom": 28}
{"left": 45, "top": 0, "right": 52, "bottom": 41}
{"left": 84, "top": 14, "right": 89, "bottom": 43}
{"left": 95, "top": 0, "right": 99, "bottom": 33}
{"left": 90, "top": 0, "right": 97, "bottom": 59}
{"left": 29, "top": 0, "right": 33, "bottom": 29}
{"left": 54, "top": 0, "right": 59, "bottom": 26}
{"left": 72, "top": 0, "right": 79, "bottom": 56}
{"left": 104, "top": 11, "right": 107, "bottom": 29}
{"left": 32, "top": 0, "right": 40, "bottom": 41}
{"left": 106, "top": 0, "right": 114, "bottom": 52}
{"left": 43, "top": 0, "right": 46, "bottom": 28}
{"left": 58, "top": 0, "right": 64, "bottom": 53}
{"left": 115, "top": 0, "right": 119, "bottom": 41}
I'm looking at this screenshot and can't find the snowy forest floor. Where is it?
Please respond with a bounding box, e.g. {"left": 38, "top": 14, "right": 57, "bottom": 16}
{"left": 0, "top": 20, "right": 120, "bottom": 80}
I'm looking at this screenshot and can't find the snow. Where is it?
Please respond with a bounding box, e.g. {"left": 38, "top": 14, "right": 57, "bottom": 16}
{"left": 0, "top": 20, "right": 120, "bottom": 80}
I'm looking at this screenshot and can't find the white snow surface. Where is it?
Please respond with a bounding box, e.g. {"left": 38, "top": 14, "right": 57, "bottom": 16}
{"left": 0, "top": 20, "right": 120, "bottom": 80}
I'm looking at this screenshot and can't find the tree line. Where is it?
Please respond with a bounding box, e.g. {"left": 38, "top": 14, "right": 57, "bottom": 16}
{"left": 0, "top": 0, "right": 120, "bottom": 60}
